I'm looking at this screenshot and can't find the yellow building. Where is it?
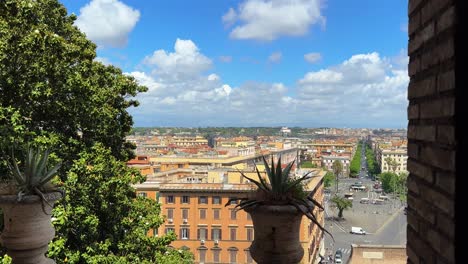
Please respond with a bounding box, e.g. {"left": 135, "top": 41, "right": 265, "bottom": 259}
{"left": 134, "top": 168, "right": 325, "bottom": 264}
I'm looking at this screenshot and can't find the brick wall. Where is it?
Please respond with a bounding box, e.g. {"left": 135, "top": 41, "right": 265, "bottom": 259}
{"left": 407, "top": 0, "right": 461, "bottom": 263}
{"left": 407, "top": 0, "right": 468, "bottom": 264}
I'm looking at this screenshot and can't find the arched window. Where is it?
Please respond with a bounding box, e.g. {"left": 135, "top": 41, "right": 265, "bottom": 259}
{"left": 197, "top": 246, "right": 208, "bottom": 264}
{"left": 228, "top": 247, "right": 238, "bottom": 264}
{"left": 211, "top": 247, "right": 221, "bottom": 263}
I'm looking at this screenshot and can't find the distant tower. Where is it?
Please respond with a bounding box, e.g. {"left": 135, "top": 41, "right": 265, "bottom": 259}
{"left": 280, "top": 127, "right": 291, "bottom": 137}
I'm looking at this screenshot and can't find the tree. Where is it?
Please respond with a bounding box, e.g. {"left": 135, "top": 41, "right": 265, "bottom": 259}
{"left": 379, "top": 172, "right": 398, "bottom": 193}
{"left": 323, "top": 171, "right": 335, "bottom": 188}
{"left": 49, "top": 144, "right": 193, "bottom": 263}
{"left": 331, "top": 195, "right": 353, "bottom": 219}
{"left": 0, "top": 1, "right": 191, "bottom": 262}
{"left": 349, "top": 143, "right": 362, "bottom": 177}
{"left": 0, "top": 0, "right": 144, "bottom": 177}
{"left": 332, "top": 160, "right": 343, "bottom": 193}
{"left": 385, "top": 157, "right": 399, "bottom": 173}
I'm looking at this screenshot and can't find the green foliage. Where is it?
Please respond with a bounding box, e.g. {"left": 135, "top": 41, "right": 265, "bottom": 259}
{"left": 332, "top": 160, "right": 343, "bottom": 178}
{"left": 323, "top": 171, "right": 335, "bottom": 188}
{"left": 300, "top": 161, "right": 317, "bottom": 168}
{"left": 6, "top": 146, "right": 61, "bottom": 198}
{"left": 226, "top": 156, "right": 330, "bottom": 238}
{"left": 0, "top": 0, "right": 147, "bottom": 179}
{"left": 48, "top": 144, "right": 193, "bottom": 263}
{"left": 349, "top": 143, "right": 362, "bottom": 177}
{"left": 379, "top": 172, "right": 398, "bottom": 193}
{"left": 365, "top": 144, "right": 381, "bottom": 176}
{"left": 379, "top": 172, "right": 407, "bottom": 200}
{"left": 0, "top": 0, "right": 189, "bottom": 262}
{"left": 330, "top": 195, "right": 353, "bottom": 218}
{"left": 0, "top": 255, "right": 11, "bottom": 264}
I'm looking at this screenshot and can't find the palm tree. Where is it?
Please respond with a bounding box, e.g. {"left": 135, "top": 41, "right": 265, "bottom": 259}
{"left": 331, "top": 195, "right": 353, "bottom": 219}
{"left": 385, "top": 157, "right": 399, "bottom": 173}
{"left": 332, "top": 160, "right": 343, "bottom": 193}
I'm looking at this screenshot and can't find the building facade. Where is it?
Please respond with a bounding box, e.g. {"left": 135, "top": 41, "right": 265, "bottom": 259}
{"left": 134, "top": 169, "right": 325, "bottom": 264}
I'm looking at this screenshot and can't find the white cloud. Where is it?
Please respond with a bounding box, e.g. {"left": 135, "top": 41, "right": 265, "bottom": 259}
{"left": 130, "top": 41, "right": 408, "bottom": 127}
{"left": 75, "top": 0, "right": 140, "bottom": 48}
{"left": 296, "top": 52, "right": 409, "bottom": 126}
{"left": 299, "top": 69, "right": 344, "bottom": 84}
{"left": 219, "top": 56, "right": 233, "bottom": 63}
{"left": 268, "top": 51, "right": 282, "bottom": 63}
{"left": 222, "top": 8, "right": 237, "bottom": 27}
{"left": 223, "top": 0, "right": 325, "bottom": 41}
{"left": 208, "top": 74, "right": 220, "bottom": 81}
{"left": 143, "top": 39, "right": 212, "bottom": 78}
{"left": 304, "top": 52, "right": 322, "bottom": 63}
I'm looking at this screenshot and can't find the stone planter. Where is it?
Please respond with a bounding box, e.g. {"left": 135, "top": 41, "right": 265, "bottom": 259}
{"left": 0, "top": 191, "right": 63, "bottom": 264}
{"left": 245, "top": 205, "right": 304, "bottom": 264}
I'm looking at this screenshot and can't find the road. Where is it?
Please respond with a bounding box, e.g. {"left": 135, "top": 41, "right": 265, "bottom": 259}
{"left": 323, "top": 141, "right": 406, "bottom": 263}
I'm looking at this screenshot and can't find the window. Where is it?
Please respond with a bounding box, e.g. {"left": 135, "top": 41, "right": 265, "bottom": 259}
{"left": 138, "top": 192, "right": 147, "bottom": 197}
{"left": 199, "top": 209, "right": 207, "bottom": 219}
{"left": 212, "top": 249, "right": 220, "bottom": 263}
{"left": 166, "top": 195, "right": 174, "bottom": 204}
{"left": 165, "top": 227, "right": 175, "bottom": 234}
{"left": 180, "top": 228, "right": 190, "bottom": 239}
{"left": 246, "top": 228, "right": 254, "bottom": 241}
{"left": 199, "top": 248, "right": 207, "bottom": 264}
{"left": 198, "top": 228, "right": 208, "bottom": 240}
{"left": 212, "top": 229, "right": 222, "bottom": 240}
{"left": 213, "top": 209, "right": 220, "bottom": 220}
{"left": 199, "top": 196, "right": 208, "bottom": 204}
{"left": 245, "top": 250, "right": 253, "bottom": 264}
{"left": 167, "top": 208, "right": 174, "bottom": 219}
{"left": 152, "top": 228, "right": 158, "bottom": 237}
{"left": 229, "top": 197, "right": 238, "bottom": 205}
{"left": 212, "top": 196, "right": 221, "bottom": 204}
{"left": 178, "top": 164, "right": 184, "bottom": 168}
{"left": 182, "top": 195, "right": 190, "bottom": 204}
{"left": 182, "top": 209, "right": 188, "bottom": 220}
{"left": 229, "top": 249, "right": 238, "bottom": 264}
{"left": 230, "top": 228, "right": 237, "bottom": 240}
{"left": 230, "top": 210, "right": 237, "bottom": 220}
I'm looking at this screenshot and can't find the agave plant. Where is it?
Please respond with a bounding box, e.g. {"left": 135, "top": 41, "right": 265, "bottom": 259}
{"left": 226, "top": 156, "right": 331, "bottom": 237}
{"left": 6, "top": 146, "right": 61, "bottom": 201}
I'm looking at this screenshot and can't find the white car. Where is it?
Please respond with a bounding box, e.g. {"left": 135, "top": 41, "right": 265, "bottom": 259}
{"left": 351, "top": 226, "right": 366, "bottom": 235}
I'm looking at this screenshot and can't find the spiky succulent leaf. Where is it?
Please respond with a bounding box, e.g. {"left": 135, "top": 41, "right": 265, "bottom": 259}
{"left": 6, "top": 146, "right": 61, "bottom": 196}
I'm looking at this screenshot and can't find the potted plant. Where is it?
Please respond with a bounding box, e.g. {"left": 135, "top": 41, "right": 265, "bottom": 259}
{"left": 226, "top": 157, "right": 331, "bottom": 264}
{"left": 0, "top": 146, "right": 63, "bottom": 264}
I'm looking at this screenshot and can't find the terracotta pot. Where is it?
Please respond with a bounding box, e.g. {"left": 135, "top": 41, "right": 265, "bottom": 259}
{"left": 245, "top": 205, "right": 304, "bottom": 264}
{"left": 0, "top": 191, "right": 63, "bottom": 264}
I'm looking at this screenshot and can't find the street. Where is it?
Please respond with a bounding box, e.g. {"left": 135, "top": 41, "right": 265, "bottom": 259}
{"left": 322, "top": 142, "right": 407, "bottom": 263}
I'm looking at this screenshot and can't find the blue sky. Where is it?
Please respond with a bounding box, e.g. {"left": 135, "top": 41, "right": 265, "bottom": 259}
{"left": 61, "top": 0, "right": 409, "bottom": 128}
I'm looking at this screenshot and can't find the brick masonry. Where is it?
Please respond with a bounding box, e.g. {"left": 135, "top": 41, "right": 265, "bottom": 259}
{"left": 407, "top": 0, "right": 460, "bottom": 263}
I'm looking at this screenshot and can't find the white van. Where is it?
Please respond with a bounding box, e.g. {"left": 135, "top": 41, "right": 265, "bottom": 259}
{"left": 351, "top": 226, "right": 366, "bottom": 235}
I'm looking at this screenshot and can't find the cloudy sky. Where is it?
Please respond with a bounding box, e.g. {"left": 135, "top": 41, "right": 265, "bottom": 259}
{"left": 62, "top": 0, "right": 409, "bottom": 128}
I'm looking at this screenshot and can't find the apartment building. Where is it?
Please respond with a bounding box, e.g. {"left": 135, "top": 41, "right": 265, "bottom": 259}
{"left": 377, "top": 148, "right": 408, "bottom": 174}
{"left": 134, "top": 169, "right": 325, "bottom": 264}
{"left": 215, "top": 137, "right": 256, "bottom": 157}
{"left": 321, "top": 155, "right": 351, "bottom": 175}
{"left": 173, "top": 136, "right": 209, "bottom": 147}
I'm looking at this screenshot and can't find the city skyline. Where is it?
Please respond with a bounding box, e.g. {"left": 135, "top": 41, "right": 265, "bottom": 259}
{"left": 62, "top": 0, "right": 409, "bottom": 128}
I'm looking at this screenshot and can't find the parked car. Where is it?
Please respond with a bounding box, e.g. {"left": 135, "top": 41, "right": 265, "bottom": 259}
{"left": 372, "top": 198, "right": 385, "bottom": 205}
{"left": 360, "top": 198, "right": 370, "bottom": 204}
{"left": 351, "top": 226, "right": 366, "bottom": 235}
{"left": 344, "top": 193, "right": 354, "bottom": 200}
{"left": 335, "top": 249, "right": 343, "bottom": 263}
